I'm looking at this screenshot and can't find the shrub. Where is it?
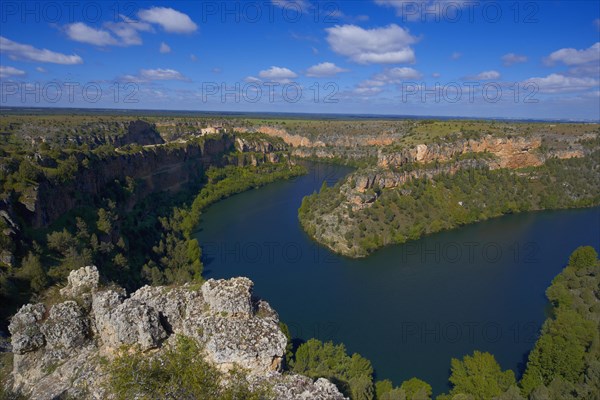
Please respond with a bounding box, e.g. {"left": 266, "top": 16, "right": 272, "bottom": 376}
{"left": 105, "top": 335, "right": 265, "bottom": 400}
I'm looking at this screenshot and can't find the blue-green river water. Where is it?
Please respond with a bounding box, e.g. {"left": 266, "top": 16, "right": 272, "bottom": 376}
{"left": 195, "top": 163, "right": 600, "bottom": 394}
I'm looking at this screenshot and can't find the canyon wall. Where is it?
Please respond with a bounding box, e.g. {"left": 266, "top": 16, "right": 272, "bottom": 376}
{"left": 16, "top": 132, "right": 293, "bottom": 229}
{"left": 376, "top": 135, "right": 586, "bottom": 170}
{"left": 19, "top": 135, "right": 235, "bottom": 228}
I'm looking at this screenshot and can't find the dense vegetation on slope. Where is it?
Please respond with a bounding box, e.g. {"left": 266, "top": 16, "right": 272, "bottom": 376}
{"left": 519, "top": 246, "right": 600, "bottom": 398}
{"left": 140, "top": 162, "right": 305, "bottom": 285}
{"left": 291, "top": 338, "right": 376, "bottom": 399}
{"left": 0, "top": 114, "right": 304, "bottom": 327}
{"left": 299, "top": 152, "right": 600, "bottom": 257}
{"left": 0, "top": 161, "right": 303, "bottom": 319}
{"left": 282, "top": 247, "right": 599, "bottom": 400}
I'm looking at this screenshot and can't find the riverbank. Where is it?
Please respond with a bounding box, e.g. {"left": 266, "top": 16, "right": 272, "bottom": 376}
{"left": 299, "top": 151, "right": 600, "bottom": 258}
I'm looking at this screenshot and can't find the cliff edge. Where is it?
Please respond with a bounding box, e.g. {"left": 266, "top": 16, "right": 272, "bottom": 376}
{"left": 5, "top": 266, "right": 346, "bottom": 400}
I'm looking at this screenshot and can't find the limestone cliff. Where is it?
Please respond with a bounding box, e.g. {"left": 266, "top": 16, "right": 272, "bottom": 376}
{"left": 6, "top": 266, "right": 346, "bottom": 400}
{"left": 352, "top": 133, "right": 596, "bottom": 196}
{"left": 234, "top": 135, "right": 290, "bottom": 165}
{"left": 110, "top": 120, "right": 165, "bottom": 147}
{"left": 347, "top": 159, "right": 489, "bottom": 210}
{"left": 252, "top": 126, "right": 325, "bottom": 148}
{"left": 19, "top": 135, "right": 234, "bottom": 228}
{"left": 377, "top": 134, "right": 589, "bottom": 170}
{"left": 17, "top": 131, "right": 295, "bottom": 229}
{"left": 299, "top": 133, "right": 599, "bottom": 258}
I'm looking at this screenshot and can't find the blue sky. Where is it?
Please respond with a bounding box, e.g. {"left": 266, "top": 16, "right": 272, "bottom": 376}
{"left": 1, "top": 0, "right": 599, "bottom": 120}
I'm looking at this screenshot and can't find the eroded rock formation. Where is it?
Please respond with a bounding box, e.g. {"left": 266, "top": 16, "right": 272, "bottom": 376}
{"left": 377, "top": 134, "right": 587, "bottom": 170}
{"left": 6, "top": 266, "right": 346, "bottom": 400}
{"left": 20, "top": 135, "right": 235, "bottom": 228}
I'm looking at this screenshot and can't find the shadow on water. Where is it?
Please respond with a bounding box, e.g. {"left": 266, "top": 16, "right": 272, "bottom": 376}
{"left": 194, "top": 161, "right": 600, "bottom": 395}
{"left": 517, "top": 350, "right": 532, "bottom": 380}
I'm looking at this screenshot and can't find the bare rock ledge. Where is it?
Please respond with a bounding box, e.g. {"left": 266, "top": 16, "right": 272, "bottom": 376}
{"left": 6, "top": 266, "right": 347, "bottom": 400}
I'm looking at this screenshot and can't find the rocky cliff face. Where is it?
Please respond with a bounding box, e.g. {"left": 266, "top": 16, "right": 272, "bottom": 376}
{"left": 253, "top": 126, "right": 325, "bottom": 148}
{"left": 377, "top": 134, "right": 587, "bottom": 170}
{"left": 348, "top": 159, "right": 488, "bottom": 210}
{"left": 19, "top": 135, "right": 234, "bottom": 228}
{"left": 349, "top": 133, "right": 596, "bottom": 197}
{"left": 111, "top": 120, "right": 165, "bottom": 147}
{"left": 234, "top": 135, "right": 289, "bottom": 165}
{"left": 18, "top": 131, "right": 296, "bottom": 228}
{"left": 7, "top": 266, "right": 346, "bottom": 400}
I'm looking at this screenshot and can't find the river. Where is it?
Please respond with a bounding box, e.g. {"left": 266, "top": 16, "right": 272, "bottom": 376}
{"left": 194, "top": 162, "right": 600, "bottom": 394}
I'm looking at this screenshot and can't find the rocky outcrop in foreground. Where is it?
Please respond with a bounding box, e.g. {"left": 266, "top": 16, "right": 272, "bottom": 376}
{"left": 7, "top": 266, "right": 346, "bottom": 400}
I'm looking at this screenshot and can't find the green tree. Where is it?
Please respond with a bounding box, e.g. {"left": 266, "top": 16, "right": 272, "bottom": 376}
{"left": 492, "top": 386, "right": 525, "bottom": 400}
{"left": 18, "top": 160, "right": 40, "bottom": 182}
{"left": 278, "top": 322, "right": 294, "bottom": 367}
{"left": 400, "top": 378, "right": 431, "bottom": 400}
{"left": 47, "top": 229, "right": 77, "bottom": 255}
{"left": 320, "top": 180, "right": 328, "bottom": 193}
{"left": 56, "top": 155, "right": 78, "bottom": 182}
{"left": 17, "top": 252, "right": 48, "bottom": 292}
{"left": 447, "top": 351, "right": 516, "bottom": 400}
{"left": 521, "top": 309, "right": 594, "bottom": 393}
{"left": 292, "top": 339, "right": 374, "bottom": 400}
{"left": 568, "top": 246, "right": 598, "bottom": 270}
{"left": 375, "top": 380, "right": 393, "bottom": 399}
{"left": 379, "top": 388, "right": 406, "bottom": 400}
{"left": 97, "top": 208, "right": 113, "bottom": 235}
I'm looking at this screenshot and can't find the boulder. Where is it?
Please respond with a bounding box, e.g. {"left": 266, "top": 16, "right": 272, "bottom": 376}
{"left": 200, "top": 315, "right": 287, "bottom": 373}
{"left": 40, "top": 301, "right": 89, "bottom": 350}
{"left": 60, "top": 265, "right": 99, "bottom": 299}
{"left": 130, "top": 285, "right": 204, "bottom": 333}
{"left": 92, "top": 290, "right": 167, "bottom": 351}
{"left": 8, "top": 303, "right": 46, "bottom": 354}
{"left": 266, "top": 374, "right": 349, "bottom": 400}
{"left": 201, "top": 277, "right": 254, "bottom": 316}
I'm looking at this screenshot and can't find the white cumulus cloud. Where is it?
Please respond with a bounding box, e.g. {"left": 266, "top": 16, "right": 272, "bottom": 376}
{"left": 160, "top": 42, "right": 171, "bottom": 53}
{"left": 526, "top": 73, "right": 599, "bottom": 93}
{"left": 0, "top": 36, "right": 83, "bottom": 64}
{"left": 354, "top": 86, "right": 384, "bottom": 95}
{"left": 140, "top": 68, "right": 187, "bottom": 81}
{"left": 468, "top": 70, "right": 501, "bottom": 80}
{"left": 305, "top": 62, "right": 347, "bottom": 77}
{"left": 353, "top": 67, "right": 421, "bottom": 96}
{"left": 64, "top": 22, "right": 118, "bottom": 46}
{"left": 567, "top": 63, "right": 600, "bottom": 78}
{"left": 0, "top": 65, "right": 26, "bottom": 78}
{"left": 121, "top": 68, "right": 189, "bottom": 82}
{"left": 502, "top": 53, "right": 528, "bottom": 66}
{"left": 138, "top": 7, "right": 198, "bottom": 34}
{"left": 325, "top": 24, "right": 417, "bottom": 64}
{"left": 104, "top": 15, "right": 153, "bottom": 46}
{"left": 65, "top": 15, "right": 153, "bottom": 47}
{"left": 545, "top": 42, "right": 600, "bottom": 66}
{"left": 373, "top": 67, "right": 422, "bottom": 81}
{"left": 258, "top": 66, "right": 298, "bottom": 83}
